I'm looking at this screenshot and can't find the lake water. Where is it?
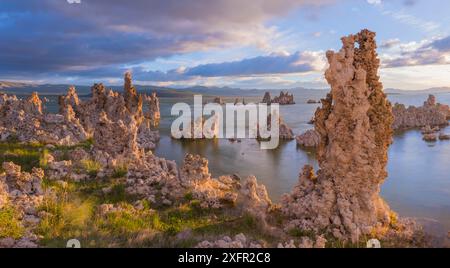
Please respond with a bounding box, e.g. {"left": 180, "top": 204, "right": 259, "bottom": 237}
{"left": 36, "top": 91, "right": 450, "bottom": 238}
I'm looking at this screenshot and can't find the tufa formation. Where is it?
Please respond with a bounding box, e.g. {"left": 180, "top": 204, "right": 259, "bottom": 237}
{"left": 281, "top": 30, "right": 396, "bottom": 242}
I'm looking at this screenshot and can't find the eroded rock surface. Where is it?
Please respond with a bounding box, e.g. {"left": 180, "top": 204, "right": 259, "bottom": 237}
{"left": 59, "top": 72, "right": 160, "bottom": 154}
{"left": 144, "top": 92, "right": 161, "bottom": 127}
{"left": 257, "top": 114, "right": 294, "bottom": 140}
{"left": 0, "top": 92, "right": 88, "bottom": 145}
{"left": 393, "top": 95, "right": 450, "bottom": 130}
{"left": 212, "top": 97, "right": 225, "bottom": 105}
{"left": 281, "top": 30, "right": 397, "bottom": 242}
{"left": 0, "top": 162, "right": 44, "bottom": 248}
{"left": 298, "top": 94, "right": 450, "bottom": 149}
{"left": 196, "top": 233, "right": 263, "bottom": 248}
{"left": 296, "top": 129, "right": 320, "bottom": 148}
{"left": 261, "top": 91, "right": 295, "bottom": 105}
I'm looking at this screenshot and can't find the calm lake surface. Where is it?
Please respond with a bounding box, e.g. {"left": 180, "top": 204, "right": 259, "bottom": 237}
{"left": 40, "top": 91, "right": 450, "bottom": 236}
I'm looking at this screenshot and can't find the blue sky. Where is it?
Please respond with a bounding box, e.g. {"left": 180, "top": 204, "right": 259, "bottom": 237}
{"left": 1, "top": 0, "right": 450, "bottom": 90}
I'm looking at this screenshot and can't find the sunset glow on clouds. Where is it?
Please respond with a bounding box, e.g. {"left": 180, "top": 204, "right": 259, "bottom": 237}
{"left": 1, "top": 0, "right": 450, "bottom": 90}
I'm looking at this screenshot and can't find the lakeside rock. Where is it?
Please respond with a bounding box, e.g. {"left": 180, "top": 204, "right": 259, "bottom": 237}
{"left": 257, "top": 114, "right": 295, "bottom": 140}
{"left": 212, "top": 97, "right": 225, "bottom": 105}
{"left": 59, "top": 72, "right": 160, "bottom": 152}
{"left": 261, "top": 91, "right": 295, "bottom": 105}
{"left": 439, "top": 133, "right": 450, "bottom": 140}
{"left": 171, "top": 115, "right": 220, "bottom": 140}
{"left": 306, "top": 99, "right": 319, "bottom": 104}
{"left": 0, "top": 92, "right": 88, "bottom": 145}
{"left": 392, "top": 95, "right": 450, "bottom": 130}
{"left": 296, "top": 129, "right": 320, "bottom": 148}
{"left": 297, "top": 94, "right": 450, "bottom": 149}
{"left": 144, "top": 92, "right": 161, "bottom": 127}
{"left": 423, "top": 133, "right": 438, "bottom": 142}
{"left": 261, "top": 92, "right": 271, "bottom": 104}
{"left": 281, "top": 30, "right": 422, "bottom": 244}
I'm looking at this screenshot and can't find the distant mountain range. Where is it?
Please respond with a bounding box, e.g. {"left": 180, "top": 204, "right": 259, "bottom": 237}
{"left": 2, "top": 80, "right": 449, "bottom": 97}
{"left": 0, "top": 80, "right": 326, "bottom": 98}
{"left": 385, "top": 87, "right": 450, "bottom": 95}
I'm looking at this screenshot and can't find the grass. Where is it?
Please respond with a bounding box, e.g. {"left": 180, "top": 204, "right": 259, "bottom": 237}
{"left": 36, "top": 177, "right": 270, "bottom": 248}
{"left": 288, "top": 228, "right": 316, "bottom": 239}
{"left": 0, "top": 142, "right": 44, "bottom": 172}
{"left": 112, "top": 164, "right": 128, "bottom": 178}
{"left": 0, "top": 140, "right": 275, "bottom": 248}
{"left": 0, "top": 206, "right": 25, "bottom": 239}
{"left": 80, "top": 159, "right": 102, "bottom": 177}
{"left": 96, "top": 204, "right": 154, "bottom": 236}
{"left": 0, "top": 139, "right": 94, "bottom": 172}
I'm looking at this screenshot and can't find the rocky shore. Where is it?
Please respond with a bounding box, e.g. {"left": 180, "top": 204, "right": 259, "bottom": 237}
{"left": 297, "top": 93, "right": 450, "bottom": 148}
{"left": 393, "top": 94, "right": 450, "bottom": 130}
{"left": 0, "top": 30, "right": 431, "bottom": 248}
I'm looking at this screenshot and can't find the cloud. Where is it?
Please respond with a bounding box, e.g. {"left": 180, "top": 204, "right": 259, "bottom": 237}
{"left": 431, "top": 36, "right": 450, "bottom": 52}
{"left": 367, "top": 0, "right": 382, "bottom": 6}
{"left": 0, "top": 0, "right": 333, "bottom": 78}
{"left": 380, "top": 38, "right": 401, "bottom": 49}
{"left": 381, "top": 9, "right": 440, "bottom": 33}
{"left": 402, "top": 0, "right": 418, "bottom": 6}
{"left": 132, "top": 51, "right": 326, "bottom": 81}
{"left": 381, "top": 36, "right": 450, "bottom": 68}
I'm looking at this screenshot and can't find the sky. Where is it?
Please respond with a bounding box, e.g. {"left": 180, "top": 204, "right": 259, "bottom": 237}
{"left": 1, "top": 0, "right": 450, "bottom": 90}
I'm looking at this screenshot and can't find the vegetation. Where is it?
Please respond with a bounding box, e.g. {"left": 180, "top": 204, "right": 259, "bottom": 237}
{"left": 80, "top": 159, "right": 102, "bottom": 177}
{"left": 0, "top": 142, "right": 44, "bottom": 172}
{"left": 0, "top": 206, "right": 25, "bottom": 239}
{"left": 112, "top": 164, "right": 128, "bottom": 178}
{"left": 1, "top": 141, "right": 416, "bottom": 248}
{"left": 33, "top": 173, "right": 275, "bottom": 248}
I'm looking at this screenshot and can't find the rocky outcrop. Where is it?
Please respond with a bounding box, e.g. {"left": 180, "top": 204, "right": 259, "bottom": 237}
{"left": 196, "top": 233, "right": 263, "bottom": 248}
{"left": 277, "top": 236, "right": 327, "bottom": 248}
{"left": 212, "top": 97, "right": 225, "bottom": 105}
{"left": 281, "top": 30, "right": 396, "bottom": 242}
{"left": 172, "top": 115, "right": 220, "bottom": 140}
{"left": 0, "top": 92, "right": 88, "bottom": 145}
{"left": 392, "top": 95, "right": 450, "bottom": 130}
{"left": 306, "top": 99, "right": 319, "bottom": 104}
{"left": 261, "top": 92, "right": 272, "bottom": 104}
{"left": 124, "top": 153, "right": 181, "bottom": 206}
{"left": 279, "top": 117, "right": 295, "bottom": 140}
{"left": 420, "top": 125, "right": 450, "bottom": 142}
{"left": 93, "top": 111, "right": 140, "bottom": 157}
{"left": 423, "top": 133, "right": 437, "bottom": 142}
{"left": 296, "top": 129, "right": 320, "bottom": 148}
{"left": 59, "top": 72, "right": 159, "bottom": 154}
{"left": 144, "top": 92, "right": 161, "bottom": 127}
{"left": 439, "top": 132, "right": 450, "bottom": 140}
{"left": 261, "top": 91, "right": 295, "bottom": 105}
{"left": 237, "top": 176, "right": 273, "bottom": 230}
{"left": 125, "top": 152, "right": 272, "bottom": 214}
{"left": 0, "top": 162, "right": 44, "bottom": 248}
{"left": 180, "top": 154, "right": 240, "bottom": 208}
{"left": 125, "top": 153, "right": 236, "bottom": 208}
{"left": 257, "top": 114, "right": 294, "bottom": 140}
